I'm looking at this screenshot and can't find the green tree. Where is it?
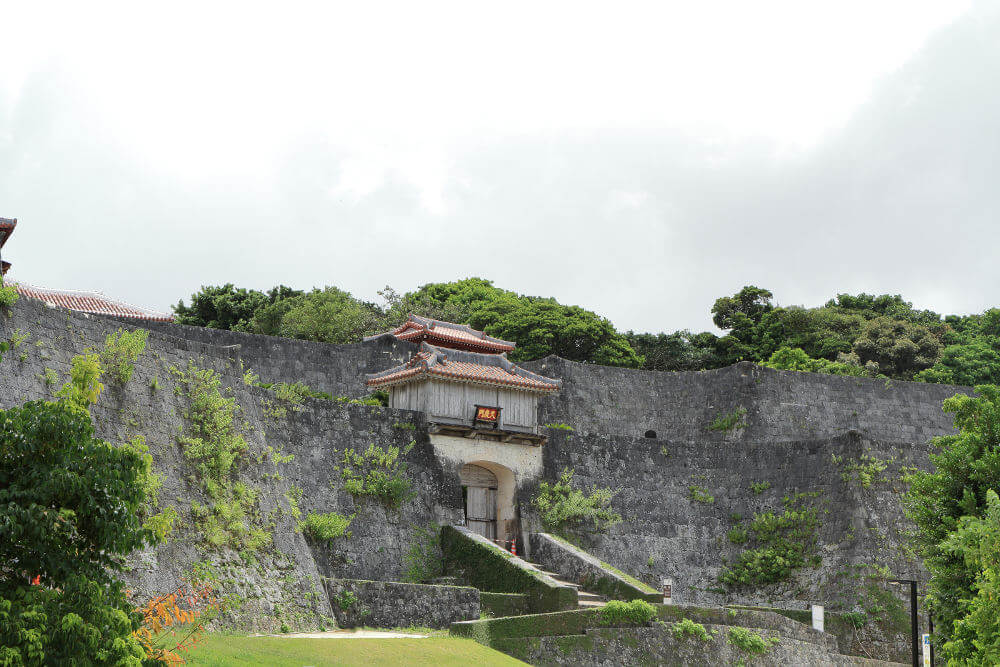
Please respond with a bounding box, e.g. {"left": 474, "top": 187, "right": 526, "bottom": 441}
{"left": 852, "top": 316, "right": 943, "bottom": 379}
{"left": 711, "top": 286, "right": 774, "bottom": 331}
{"left": 173, "top": 284, "right": 302, "bottom": 331}
{"left": 904, "top": 386, "right": 1000, "bottom": 659}
{"left": 762, "top": 346, "right": 866, "bottom": 377}
{"left": 917, "top": 339, "right": 1000, "bottom": 386}
{"left": 255, "top": 287, "right": 385, "bottom": 343}
{"left": 936, "top": 489, "right": 1000, "bottom": 663}
{"left": 626, "top": 330, "right": 727, "bottom": 371}
{"left": 380, "top": 278, "right": 501, "bottom": 327}
{"left": 0, "top": 400, "right": 156, "bottom": 664}
{"left": 470, "top": 294, "right": 641, "bottom": 367}
{"left": 384, "top": 278, "right": 642, "bottom": 367}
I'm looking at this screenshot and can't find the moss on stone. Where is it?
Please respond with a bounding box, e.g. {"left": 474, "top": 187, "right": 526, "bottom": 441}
{"left": 441, "top": 526, "right": 577, "bottom": 613}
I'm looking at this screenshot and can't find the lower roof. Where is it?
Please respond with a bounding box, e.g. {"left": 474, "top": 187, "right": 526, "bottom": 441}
{"left": 366, "top": 342, "right": 561, "bottom": 393}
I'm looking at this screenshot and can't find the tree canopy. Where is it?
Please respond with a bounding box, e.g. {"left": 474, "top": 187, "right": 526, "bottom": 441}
{"left": 175, "top": 280, "right": 1000, "bottom": 384}
{"left": 0, "top": 400, "right": 155, "bottom": 664}
{"left": 904, "top": 386, "right": 1000, "bottom": 662}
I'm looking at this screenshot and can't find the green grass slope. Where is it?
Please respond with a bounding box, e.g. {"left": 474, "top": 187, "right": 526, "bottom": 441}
{"left": 186, "top": 635, "right": 527, "bottom": 666}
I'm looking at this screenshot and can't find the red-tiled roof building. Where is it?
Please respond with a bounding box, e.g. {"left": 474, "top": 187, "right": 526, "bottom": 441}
{"left": 13, "top": 282, "right": 174, "bottom": 322}
{"left": 366, "top": 315, "right": 560, "bottom": 440}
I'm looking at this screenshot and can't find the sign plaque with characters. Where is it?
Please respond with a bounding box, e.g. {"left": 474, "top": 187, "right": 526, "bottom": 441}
{"left": 474, "top": 405, "right": 502, "bottom": 428}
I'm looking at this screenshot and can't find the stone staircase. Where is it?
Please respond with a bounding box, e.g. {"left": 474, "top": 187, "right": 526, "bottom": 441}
{"left": 520, "top": 560, "right": 607, "bottom": 609}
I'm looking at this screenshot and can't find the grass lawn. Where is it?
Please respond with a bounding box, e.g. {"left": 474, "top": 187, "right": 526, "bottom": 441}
{"left": 185, "top": 635, "right": 527, "bottom": 666}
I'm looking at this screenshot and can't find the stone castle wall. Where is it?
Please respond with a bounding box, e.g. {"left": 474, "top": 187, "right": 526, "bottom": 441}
{"left": 0, "top": 295, "right": 971, "bottom": 636}
{"left": 524, "top": 356, "right": 966, "bottom": 443}
{"left": 0, "top": 298, "right": 457, "bottom": 632}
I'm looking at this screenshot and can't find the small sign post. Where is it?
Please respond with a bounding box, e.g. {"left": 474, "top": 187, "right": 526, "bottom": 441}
{"left": 811, "top": 604, "right": 825, "bottom": 633}
{"left": 922, "top": 634, "right": 931, "bottom": 666}
{"left": 662, "top": 578, "right": 672, "bottom": 605}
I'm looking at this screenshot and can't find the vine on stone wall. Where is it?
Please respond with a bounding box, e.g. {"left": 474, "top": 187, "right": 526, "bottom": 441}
{"left": 720, "top": 492, "right": 822, "bottom": 587}
{"left": 100, "top": 328, "right": 148, "bottom": 384}
{"left": 338, "top": 441, "right": 415, "bottom": 509}
{"left": 532, "top": 468, "right": 622, "bottom": 535}
{"left": 171, "top": 362, "right": 272, "bottom": 554}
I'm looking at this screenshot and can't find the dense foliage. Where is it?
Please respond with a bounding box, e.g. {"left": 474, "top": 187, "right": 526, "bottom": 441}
{"left": 177, "top": 279, "right": 1000, "bottom": 384}
{"left": 904, "top": 386, "right": 1000, "bottom": 662}
{"left": 175, "top": 278, "right": 642, "bottom": 367}
{"left": 0, "top": 400, "right": 155, "bottom": 664}
{"left": 630, "top": 286, "right": 1000, "bottom": 384}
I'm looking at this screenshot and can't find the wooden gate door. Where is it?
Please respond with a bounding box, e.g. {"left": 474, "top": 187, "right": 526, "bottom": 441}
{"left": 465, "top": 487, "right": 497, "bottom": 540}
{"left": 461, "top": 464, "right": 498, "bottom": 541}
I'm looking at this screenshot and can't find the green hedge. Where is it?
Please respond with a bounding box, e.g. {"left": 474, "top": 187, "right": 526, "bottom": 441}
{"left": 451, "top": 608, "right": 605, "bottom": 646}
{"left": 440, "top": 526, "right": 577, "bottom": 613}
{"left": 480, "top": 592, "right": 530, "bottom": 618}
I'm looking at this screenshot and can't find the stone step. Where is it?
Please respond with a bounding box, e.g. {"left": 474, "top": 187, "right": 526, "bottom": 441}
{"left": 577, "top": 592, "right": 604, "bottom": 602}
{"left": 578, "top": 600, "right": 607, "bottom": 608}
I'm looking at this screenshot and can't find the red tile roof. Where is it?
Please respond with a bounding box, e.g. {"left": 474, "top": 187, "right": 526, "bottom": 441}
{"left": 365, "top": 314, "right": 515, "bottom": 353}
{"left": 367, "top": 343, "right": 560, "bottom": 393}
{"left": 14, "top": 282, "right": 174, "bottom": 322}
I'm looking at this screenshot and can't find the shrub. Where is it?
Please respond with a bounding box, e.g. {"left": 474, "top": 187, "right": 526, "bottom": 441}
{"left": 335, "top": 590, "right": 359, "bottom": 611}
{"left": 750, "top": 481, "right": 771, "bottom": 495}
{"left": 339, "top": 442, "right": 414, "bottom": 509}
{"left": 720, "top": 493, "right": 821, "bottom": 587}
{"left": 0, "top": 281, "right": 18, "bottom": 308}
{"left": 599, "top": 599, "right": 656, "bottom": 626}
{"left": 403, "top": 524, "right": 444, "bottom": 584}
{"left": 299, "top": 511, "right": 354, "bottom": 541}
{"left": 727, "top": 626, "right": 780, "bottom": 655}
{"left": 100, "top": 328, "right": 148, "bottom": 384}
{"left": 708, "top": 407, "right": 747, "bottom": 431}
{"left": 54, "top": 351, "right": 104, "bottom": 409}
{"left": 669, "top": 617, "right": 713, "bottom": 642}
{"left": 688, "top": 485, "right": 715, "bottom": 504}
{"left": 533, "top": 468, "right": 622, "bottom": 534}
{"left": 132, "top": 582, "right": 220, "bottom": 662}
{"left": 727, "top": 527, "right": 748, "bottom": 545}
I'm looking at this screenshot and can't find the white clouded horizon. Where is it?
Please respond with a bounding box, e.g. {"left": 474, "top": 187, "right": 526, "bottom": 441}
{"left": 1, "top": 0, "right": 996, "bottom": 334}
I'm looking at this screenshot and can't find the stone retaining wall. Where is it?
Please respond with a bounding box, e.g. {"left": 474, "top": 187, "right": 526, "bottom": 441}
{"left": 528, "top": 533, "right": 661, "bottom": 602}
{"left": 323, "top": 579, "right": 480, "bottom": 629}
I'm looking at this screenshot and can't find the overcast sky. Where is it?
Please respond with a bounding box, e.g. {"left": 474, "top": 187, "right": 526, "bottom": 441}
{"left": 1, "top": 1, "right": 996, "bottom": 333}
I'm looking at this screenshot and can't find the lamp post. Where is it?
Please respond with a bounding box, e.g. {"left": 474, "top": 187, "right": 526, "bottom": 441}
{"left": 888, "top": 578, "right": 919, "bottom": 667}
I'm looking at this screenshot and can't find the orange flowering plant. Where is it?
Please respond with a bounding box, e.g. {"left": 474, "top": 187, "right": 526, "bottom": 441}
{"left": 130, "top": 582, "right": 221, "bottom": 663}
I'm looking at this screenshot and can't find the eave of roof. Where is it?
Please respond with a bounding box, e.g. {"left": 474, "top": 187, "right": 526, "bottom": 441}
{"left": 366, "top": 342, "right": 560, "bottom": 393}
{"left": 14, "top": 281, "right": 174, "bottom": 322}
{"left": 364, "top": 314, "right": 516, "bottom": 353}
{"left": 0, "top": 218, "right": 15, "bottom": 249}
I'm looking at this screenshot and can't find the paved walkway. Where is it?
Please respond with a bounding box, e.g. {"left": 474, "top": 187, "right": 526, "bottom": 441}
{"left": 264, "top": 629, "right": 429, "bottom": 639}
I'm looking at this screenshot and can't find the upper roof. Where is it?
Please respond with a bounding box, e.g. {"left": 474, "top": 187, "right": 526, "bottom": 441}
{"left": 364, "top": 314, "right": 515, "bottom": 353}
{"left": 366, "top": 342, "right": 561, "bottom": 393}
{"left": 14, "top": 282, "right": 174, "bottom": 322}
